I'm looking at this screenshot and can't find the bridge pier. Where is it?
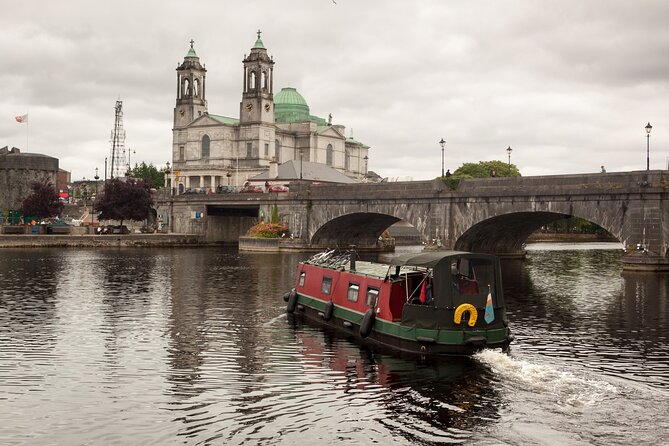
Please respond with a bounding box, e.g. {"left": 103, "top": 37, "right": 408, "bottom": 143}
{"left": 622, "top": 252, "right": 669, "bottom": 272}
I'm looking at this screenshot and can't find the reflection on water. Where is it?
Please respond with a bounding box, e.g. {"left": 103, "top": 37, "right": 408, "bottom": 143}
{"left": 0, "top": 245, "right": 668, "bottom": 445}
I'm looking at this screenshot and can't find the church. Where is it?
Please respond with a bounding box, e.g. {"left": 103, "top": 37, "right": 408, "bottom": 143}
{"left": 169, "top": 32, "right": 370, "bottom": 191}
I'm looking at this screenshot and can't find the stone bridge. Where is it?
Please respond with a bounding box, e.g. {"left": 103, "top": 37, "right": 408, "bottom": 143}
{"left": 156, "top": 170, "right": 669, "bottom": 271}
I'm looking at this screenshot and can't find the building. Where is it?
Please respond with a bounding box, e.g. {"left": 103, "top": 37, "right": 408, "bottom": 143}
{"left": 0, "top": 146, "right": 58, "bottom": 213}
{"left": 169, "top": 32, "right": 370, "bottom": 191}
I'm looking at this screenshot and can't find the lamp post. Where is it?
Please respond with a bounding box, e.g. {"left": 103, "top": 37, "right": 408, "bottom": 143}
{"left": 439, "top": 138, "right": 445, "bottom": 177}
{"left": 164, "top": 161, "right": 171, "bottom": 190}
{"left": 506, "top": 146, "right": 512, "bottom": 169}
{"left": 363, "top": 155, "right": 368, "bottom": 181}
{"left": 646, "top": 122, "right": 652, "bottom": 171}
{"left": 226, "top": 171, "right": 232, "bottom": 185}
{"left": 104, "top": 157, "right": 107, "bottom": 182}
{"left": 93, "top": 168, "right": 99, "bottom": 226}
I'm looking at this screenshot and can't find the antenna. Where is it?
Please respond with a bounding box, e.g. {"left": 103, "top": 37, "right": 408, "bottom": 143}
{"left": 109, "top": 100, "right": 127, "bottom": 179}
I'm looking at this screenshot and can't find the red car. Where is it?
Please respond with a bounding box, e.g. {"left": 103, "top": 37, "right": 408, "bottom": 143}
{"left": 268, "top": 185, "right": 289, "bottom": 193}
{"left": 240, "top": 185, "right": 264, "bottom": 193}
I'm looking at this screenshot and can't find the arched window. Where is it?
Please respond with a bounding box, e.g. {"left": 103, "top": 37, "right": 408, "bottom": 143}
{"left": 193, "top": 78, "right": 199, "bottom": 97}
{"left": 326, "top": 144, "right": 334, "bottom": 166}
{"left": 274, "top": 140, "right": 280, "bottom": 162}
{"left": 250, "top": 71, "right": 257, "bottom": 90}
{"left": 201, "top": 135, "right": 210, "bottom": 158}
{"left": 262, "top": 71, "right": 268, "bottom": 90}
{"left": 184, "top": 78, "right": 191, "bottom": 97}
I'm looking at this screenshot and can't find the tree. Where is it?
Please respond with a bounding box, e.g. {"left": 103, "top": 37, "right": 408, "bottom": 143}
{"left": 95, "top": 178, "right": 154, "bottom": 226}
{"left": 453, "top": 160, "right": 521, "bottom": 178}
{"left": 130, "top": 162, "right": 165, "bottom": 189}
{"left": 20, "top": 178, "right": 63, "bottom": 221}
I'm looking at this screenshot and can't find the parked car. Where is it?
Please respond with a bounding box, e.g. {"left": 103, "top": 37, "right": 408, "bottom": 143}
{"left": 268, "top": 185, "right": 289, "bottom": 193}
{"left": 240, "top": 185, "right": 264, "bottom": 193}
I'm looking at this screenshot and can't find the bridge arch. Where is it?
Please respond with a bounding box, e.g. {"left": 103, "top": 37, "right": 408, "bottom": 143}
{"left": 453, "top": 207, "right": 625, "bottom": 255}
{"left": 311, "top": 212, "right": 403, "bottom": 249}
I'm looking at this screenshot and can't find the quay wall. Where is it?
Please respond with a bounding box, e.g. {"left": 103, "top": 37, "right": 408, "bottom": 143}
{"left": 0, "top": 234, "right": 204, "bottom": 248}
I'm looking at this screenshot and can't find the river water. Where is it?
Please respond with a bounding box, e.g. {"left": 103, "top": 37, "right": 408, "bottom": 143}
{"left": 1, "top": 243, "right": 668, "bottom": 445}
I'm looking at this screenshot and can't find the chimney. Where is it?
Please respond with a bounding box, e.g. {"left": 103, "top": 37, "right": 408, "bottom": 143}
{"left": 269, "top": 156, "right": 278, "bottom": 179}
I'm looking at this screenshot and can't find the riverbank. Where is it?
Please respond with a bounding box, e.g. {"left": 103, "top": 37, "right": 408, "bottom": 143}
{"left": 0, "top": 233, "right": 204, "bottom": 248}
{"left": 525, "top": 232, "right": 618, "bottom": 243}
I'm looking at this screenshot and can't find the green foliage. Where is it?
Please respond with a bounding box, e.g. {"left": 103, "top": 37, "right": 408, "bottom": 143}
{"left": 270, "top": 205, "right": 280, "bottom": 224}
{"left": 246, "top": 222, "right": 289, "bottom": 238}
{"left": 20, "top": 178, "right": 63, "bottom": 220}
{"left": 453, "top": 160, "right": 521, "bottom": 178}
{"left": 440, "top": 160, "right": 521, "bottom": 189}
{"left": 95, "top": 178, "right": 154, "bottom": 225}
{"left": 130, "top": 162, "right": 164, "bottom": 189}
{"left": 543, "top": 216, "right": 611, "bottom": 235}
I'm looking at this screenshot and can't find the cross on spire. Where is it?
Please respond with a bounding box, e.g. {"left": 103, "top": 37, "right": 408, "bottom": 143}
{"left": 257, "top": 29, "right": 262, "bottom": 39}
{"left": 190, "top": 39, "right": 194, "bottom": 49}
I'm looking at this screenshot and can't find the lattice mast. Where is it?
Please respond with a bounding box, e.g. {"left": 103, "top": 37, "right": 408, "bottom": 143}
{"left": 109, "top": 100, "right": 128, "bottom": 179}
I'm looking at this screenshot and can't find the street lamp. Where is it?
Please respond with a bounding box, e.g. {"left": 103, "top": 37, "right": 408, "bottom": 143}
{"left": 506, "top": 146, "right": 512, "bottom": 169}
{"left": 164, "top": 161, "right": 171, "bottom": 190}
{"left": 104, "top": 157, "right": 108, "bottom": 182}
{"left": 645, "top": 122, "right": 652, "bottom": 171}
{"left": 439, "top": 138, "right": 445, "bottom": 177}
{"left": 363, "top": 155, "right": 369, "bottom": 181}
{"left": 226, "top": 171, "right": 232, "bottom": 185}
{"left": 299, "top": 149, "right": 304, "bottom": 180}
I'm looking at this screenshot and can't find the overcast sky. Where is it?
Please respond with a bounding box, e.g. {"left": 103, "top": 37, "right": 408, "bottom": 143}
{"left": 2, "top": 1, "right": 668, "bottom": 182}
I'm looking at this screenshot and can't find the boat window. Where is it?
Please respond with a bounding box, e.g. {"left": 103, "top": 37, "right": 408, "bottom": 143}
{"left": 299, "top": 271, "right": 306, "bottom": 287}
{"left": 347, "top": 283, "right": 359, "bottom": 302}
{"left": 366, "top": 287, "right": 379, "bottom": 307}
{"left": 451, "top": 257, "right": 495, "bottom": 302}
{"left": 321, "top": 277, "right": 332, "bottom": 295}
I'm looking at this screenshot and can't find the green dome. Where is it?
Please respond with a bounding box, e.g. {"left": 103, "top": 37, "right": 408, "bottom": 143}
{"left": 274, "top": 87, "right": 310, "bottom": 123}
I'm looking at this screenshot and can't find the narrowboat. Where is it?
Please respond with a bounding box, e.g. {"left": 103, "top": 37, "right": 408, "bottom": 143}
{"left": 284, "top": 250, "right": 512, "bottom": 356}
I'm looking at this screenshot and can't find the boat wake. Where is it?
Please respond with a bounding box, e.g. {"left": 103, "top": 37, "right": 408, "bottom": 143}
{"left": 474, "top": 349, "right": 618, "bottom": 407}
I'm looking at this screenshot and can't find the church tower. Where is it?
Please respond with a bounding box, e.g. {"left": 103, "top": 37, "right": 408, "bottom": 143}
{"left": 240, "top": 30, "right": 275, "bottom": 124}
{"left": 174, "top": 40, "right": 207, "bottom": 128}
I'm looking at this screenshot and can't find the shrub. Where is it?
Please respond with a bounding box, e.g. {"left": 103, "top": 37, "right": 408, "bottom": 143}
{"left": 247, "top": 222, "right": 289, "bottom": 238}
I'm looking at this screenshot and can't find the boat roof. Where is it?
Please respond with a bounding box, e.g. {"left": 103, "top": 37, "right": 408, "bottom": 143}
{"left": 388, "top": 251, "right": 497, "bottom": 268}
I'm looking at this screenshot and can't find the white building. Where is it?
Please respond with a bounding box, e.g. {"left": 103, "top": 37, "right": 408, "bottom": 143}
{"left": 170, "top": 33, "right": 370, "bottom": 191}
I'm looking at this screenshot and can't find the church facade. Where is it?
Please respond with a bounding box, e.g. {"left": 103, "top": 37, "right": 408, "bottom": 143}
{"left": 170, "top": 33, "right": 370, "bottom": 191}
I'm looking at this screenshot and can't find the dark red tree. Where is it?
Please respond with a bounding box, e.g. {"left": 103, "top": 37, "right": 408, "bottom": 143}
{"left": 95, "top": 178, "right": 154, "bottom": 226}
{"left": 20, "top": 178, "right": 63, "bottom": 220}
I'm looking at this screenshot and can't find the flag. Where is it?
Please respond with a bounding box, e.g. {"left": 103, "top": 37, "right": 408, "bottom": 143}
{"left": 15, "top": 114, "right": 28, "bottom": 123}
{"left": 484, "top": 284, "right": 495, "bottom": 324}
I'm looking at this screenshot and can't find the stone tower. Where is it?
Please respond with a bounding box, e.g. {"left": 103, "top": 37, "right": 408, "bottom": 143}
{"left": 240, "top": 30, "right": 275, "bottom": 124}
{"left": 239, "top": 30, "right": 276, "bottom": 164}
{"left": 174, "top": 40, "right": 207, "bottom": 129}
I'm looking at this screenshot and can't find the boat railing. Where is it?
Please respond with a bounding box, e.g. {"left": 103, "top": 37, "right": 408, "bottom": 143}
{"left": 305, "top": 249, "right": 356, "bottom": 270}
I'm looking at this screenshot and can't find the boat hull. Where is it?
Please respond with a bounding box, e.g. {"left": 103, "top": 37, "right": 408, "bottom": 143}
{"left": 291, "top": 295, "right": 511, "bottom": 356}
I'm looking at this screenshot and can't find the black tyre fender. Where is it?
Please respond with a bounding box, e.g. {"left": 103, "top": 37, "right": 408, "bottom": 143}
{"left": 323, "top": 301, "right": 334, "bottom": 321}
{"left": 286, "top": 289, "right": 298, "bottom": 314}
{"left": 359, "top": 308, "right": 376, "bottom": 338}
{"left": 282, "top": 291, "right": 291, "bottom": 302}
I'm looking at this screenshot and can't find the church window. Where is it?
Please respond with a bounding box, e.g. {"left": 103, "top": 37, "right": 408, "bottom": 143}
{"left": 184, "top": 78, "right": 190, "bottom": 97}
{"left": 201, "top": 135, "right": 210, "bottom": 158}
{"left": 179, "top": 146, "right": 184, "bottom": 161}
{"left": 193, "top": 79, "right": 199, "bottom": 97}
{"left": 246, "top": 142, "right": 253, "bottom": 158}
{"left": 274, "top": 140, "right": 280, "bottom": 162}
{"left": 264, "top": 143, "right": 269, "bottom": 157}
{"left": 326, "top": 144, "right": 334, "bottom": 166}
{"left": 261, "top": 71, "right": 268, "bottom": 90}
{"left": 250, "top": 72, "right": 257, "bottom": 90}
